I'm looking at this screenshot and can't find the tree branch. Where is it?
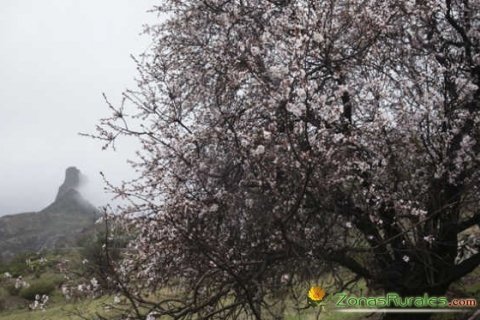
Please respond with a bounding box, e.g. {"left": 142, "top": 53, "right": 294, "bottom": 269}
{"left": 449, "top": 251, "right": 480, "bottom": 284}
{"left": 457, "top": 212, "right": 480, "bottom": 233}
{"left": 327, "top": 251, "right": 372, "bottom": 280}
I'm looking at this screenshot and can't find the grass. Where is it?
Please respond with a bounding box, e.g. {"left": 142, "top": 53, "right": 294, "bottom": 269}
{"left": 285, "top": 309, "right": 368, "bottom": 320}
{"left": 0, "top": 297, "right": 115, "bottom": 320}
{"left": 0, "top": 284, "right": 478, "bottom": 320}
{"left": 0, "top": 298, "right": 367, "bottom": 320}
{"left": 0, "top": 249, "right": 477, "bottom": 320}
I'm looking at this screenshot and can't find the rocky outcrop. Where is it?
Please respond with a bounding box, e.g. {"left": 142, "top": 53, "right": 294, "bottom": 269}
{"left": 55, "top": 166, "right": 84, "bottom": 201}
{"left": 0, "top": 167, "right": 100, "bottom": 261}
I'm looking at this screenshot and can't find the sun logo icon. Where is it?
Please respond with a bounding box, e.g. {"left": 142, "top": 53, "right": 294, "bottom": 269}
{"left": 308, "top": 286, "right": 327, "bottom": 309}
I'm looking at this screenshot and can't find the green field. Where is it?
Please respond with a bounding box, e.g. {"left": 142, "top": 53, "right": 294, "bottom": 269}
{"left": 0, "top": 297, "right": 114, "bottom": 320}
{"left": 1, "top": 250, "right": 478, "bottom": 320}
{"left": 0, "top": 298, "right": 368, "bottom": 320}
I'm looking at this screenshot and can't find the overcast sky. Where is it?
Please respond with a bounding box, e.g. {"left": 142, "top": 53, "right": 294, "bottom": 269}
{"left": 0, "top": 0, "right": 157, "bottom": 215}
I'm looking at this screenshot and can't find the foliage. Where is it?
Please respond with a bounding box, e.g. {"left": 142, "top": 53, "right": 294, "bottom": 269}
{"left": 0, "top": 288, "right": 7, "bottom": 312}
{"left": 77, "top": 228, "right": 127, "bottom": 291}
{"left": 0, "top": 252, "right": 38, "bottom": 277}
{"left": 90, "top": 0, "right": 480, "bottom": 319}
{"left": 0, "top": 252, "right": 75, "bottom": 311}
{"left": 3, "top": 285, "right": 19, "bottom": 298}
{"left": 0, "top": 296, "right": 116, "bottom": 320}
{"left": 18, "top": 278, "right": 57, "bottom": 301}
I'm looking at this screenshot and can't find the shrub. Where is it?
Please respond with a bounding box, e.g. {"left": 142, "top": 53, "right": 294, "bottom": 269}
{"left": 5, "top": 283, "right": 19, "bottom": 296}
{"left": 0, "top": 288, "right": 7, "bottom": 311}
{"left": 78, "top": 230, "right": 127, "bottom": 291}
{"left": 19, "top": 279, "right": 56, "bottom": 301}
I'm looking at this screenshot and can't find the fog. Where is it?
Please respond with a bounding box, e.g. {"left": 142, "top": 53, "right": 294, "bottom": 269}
{"left": 0, "top": 0, "right": 157, "bottom": 215}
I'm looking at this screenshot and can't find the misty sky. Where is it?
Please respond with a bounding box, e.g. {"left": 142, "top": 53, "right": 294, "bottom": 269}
{"left": 0, "top": 0, "right": 157, "bottom": 215}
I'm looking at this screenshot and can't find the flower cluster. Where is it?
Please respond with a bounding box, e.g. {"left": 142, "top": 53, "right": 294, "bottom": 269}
{"left": 91, "top": 0, "right": 480, "bottom": 318}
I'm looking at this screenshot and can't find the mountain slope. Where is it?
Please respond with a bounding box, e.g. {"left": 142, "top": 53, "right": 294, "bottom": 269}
{"left": 0, "top": 167, "right": 99, "bottom": 261}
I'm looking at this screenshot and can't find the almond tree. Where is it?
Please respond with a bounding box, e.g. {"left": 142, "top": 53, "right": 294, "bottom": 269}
{"left": 93, "top": 0, "right": 480, "bottom": 319}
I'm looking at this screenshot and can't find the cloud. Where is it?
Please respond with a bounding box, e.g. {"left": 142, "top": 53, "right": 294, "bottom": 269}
{"left": 0, "top": 0, "right": 157, "bottom": 215}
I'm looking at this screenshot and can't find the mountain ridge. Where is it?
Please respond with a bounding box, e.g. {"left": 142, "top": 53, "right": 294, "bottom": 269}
{"left": 0, "top": 167, "right": 100, "bottom": 261}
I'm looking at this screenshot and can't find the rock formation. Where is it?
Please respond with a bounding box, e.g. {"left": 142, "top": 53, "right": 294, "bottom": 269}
{"left": 55, "top": 166, "right": 83, "bottom": 201}
{"left": 0, "top": 167, "right": 100, "bottom": 261}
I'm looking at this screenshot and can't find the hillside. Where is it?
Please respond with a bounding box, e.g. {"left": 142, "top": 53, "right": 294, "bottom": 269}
{"left": 0, "top": 167, "right": 99, "bottom": 261}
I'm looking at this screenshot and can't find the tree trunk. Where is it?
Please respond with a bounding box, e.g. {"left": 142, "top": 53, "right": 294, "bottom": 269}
{"left": 380, "top": 266, "right": 451, "bottom": 320}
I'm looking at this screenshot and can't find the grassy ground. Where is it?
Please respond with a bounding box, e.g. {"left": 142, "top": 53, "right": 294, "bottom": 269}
{"left": 0, "top": 291, "right": 477, "bottom": 320}
{"left": 0, "top": 299, "right": 368, "bottom": 320}
{"left": 0, "top": 277, "right": 477, "bottom": 320}
{"left": 0, "top": 249, "right": 478, "bottom": 320}
{"left": 285, "top": 309, "right": 369, "bottom": 320}
{"left": 0, "top": 297, "right": 112, "bottom": 320}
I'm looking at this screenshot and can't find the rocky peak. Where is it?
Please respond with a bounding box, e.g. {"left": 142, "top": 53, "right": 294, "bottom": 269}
{"left": 55, "top": 166, "right": 83, "bottom": 200}
{"left": 0, "top": 167, "right": 99, "bottom": 261}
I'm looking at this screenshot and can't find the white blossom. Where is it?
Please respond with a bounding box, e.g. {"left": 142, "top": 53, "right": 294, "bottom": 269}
{"left": 252, "top": 145, "right": 265, "bottom": 156}
{"left": 423, "top": 235, "right": 435, "bottom": 244}
{"left": 87, "top": 0, "right": 480, "bottom": 317}
{"left": 286, "top": 102, "right": 305, "bottom": 117}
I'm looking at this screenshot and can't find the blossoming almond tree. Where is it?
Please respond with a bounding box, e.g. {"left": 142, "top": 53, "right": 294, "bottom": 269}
{"left": 92, "top": 0, "right": 480, "bottom": 319}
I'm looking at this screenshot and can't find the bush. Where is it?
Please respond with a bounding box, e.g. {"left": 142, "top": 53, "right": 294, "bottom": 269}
{"left": 0, "top": 288, "right": 7, "bottom": 311}
{"left": 5, "top": 283, "right": 19, "bottom": 296}
{"left": 19, "top": 278, "right": 56, "bottom": 301}
{"left": 78, "top": 230, "right": 128, "bottom": 291}
{"left": 0, "top": 252, "right": 48, "bottom": 277}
